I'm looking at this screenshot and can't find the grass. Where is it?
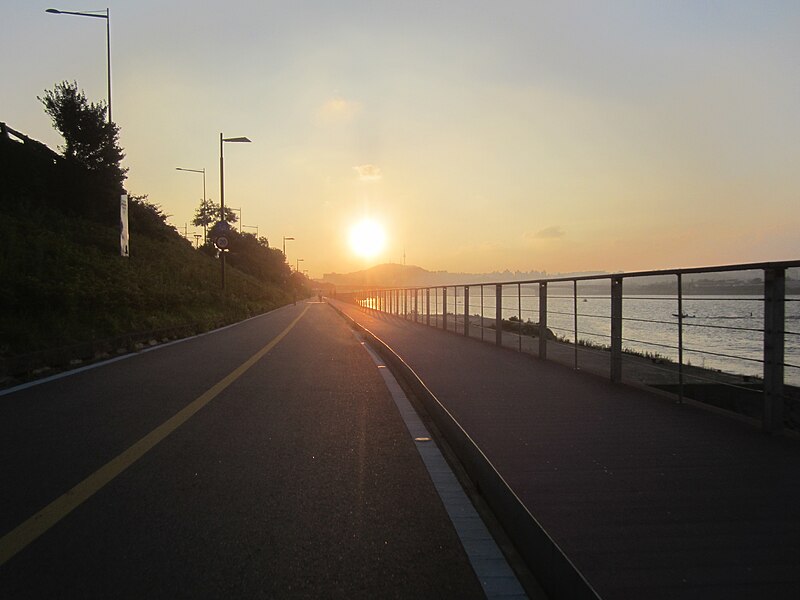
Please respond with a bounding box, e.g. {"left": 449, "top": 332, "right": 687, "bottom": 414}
{"left": 0, "top": 203, "right": 292, "bottom": 361}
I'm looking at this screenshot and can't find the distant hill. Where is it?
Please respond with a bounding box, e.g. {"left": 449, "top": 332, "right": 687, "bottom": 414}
{"left": 323, "top": 264, "right": 434, "bottom": 287}
{"left": 323, "top": 262, "right": 800, "bottom": 294}
{"left": 322, "top": 263, "right": 605, "bottom": 288}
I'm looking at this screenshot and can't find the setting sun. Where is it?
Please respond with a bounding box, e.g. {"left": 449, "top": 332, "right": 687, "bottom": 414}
{"left": 348, "top": 218, "right": 387, "bottom": 259}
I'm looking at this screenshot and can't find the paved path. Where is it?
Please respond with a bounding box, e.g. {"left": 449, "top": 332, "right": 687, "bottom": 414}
{"left": 334, "top": 299, "right": 800, "bottom": 599}
{"left": 0, "top": 302, "right": 496, "bottom": 599}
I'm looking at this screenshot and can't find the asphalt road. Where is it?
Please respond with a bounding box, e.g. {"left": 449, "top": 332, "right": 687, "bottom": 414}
{"left": 0, "top": 301, "right": 485, "bottom": 599}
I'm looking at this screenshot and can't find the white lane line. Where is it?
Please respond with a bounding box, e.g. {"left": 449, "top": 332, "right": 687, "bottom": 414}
{"left": 354, "top": 334, "right": 528, "bottom": 600}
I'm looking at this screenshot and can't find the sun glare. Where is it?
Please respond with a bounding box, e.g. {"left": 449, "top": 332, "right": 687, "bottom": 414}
{"left": 349, "top": 218, "right": 386, "bottom": 259}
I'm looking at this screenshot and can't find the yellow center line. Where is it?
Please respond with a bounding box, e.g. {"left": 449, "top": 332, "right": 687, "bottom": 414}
{"left": 0, "top": 304, "right": 310, "bottom": 566}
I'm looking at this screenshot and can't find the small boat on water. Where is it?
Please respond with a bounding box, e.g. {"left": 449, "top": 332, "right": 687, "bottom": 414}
{"left": 672, "top": 312, "right": 695, "bottom": 318}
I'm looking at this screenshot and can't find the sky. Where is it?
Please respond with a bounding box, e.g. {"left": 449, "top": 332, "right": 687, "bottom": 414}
{"left": 3, "top": 1, "right": 799, "bottom": 278}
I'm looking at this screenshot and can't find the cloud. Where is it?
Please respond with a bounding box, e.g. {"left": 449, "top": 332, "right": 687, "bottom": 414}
{"left": 318, "top": 96, "right": 361, "bottom": 122}
{"left": 528, "top": 226, "right": 565, "bottom": 239}
{"left": 353, "top": 164, "right": 382, "bottom": 182}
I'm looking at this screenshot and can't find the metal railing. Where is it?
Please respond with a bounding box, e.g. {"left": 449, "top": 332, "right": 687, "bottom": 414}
{"left": 350, "top": 260, "right": 800, "bottom": 433}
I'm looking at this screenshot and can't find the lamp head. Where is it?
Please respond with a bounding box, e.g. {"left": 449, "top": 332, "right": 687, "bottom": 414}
{"left": 46, "top": 8, "right": 62, "bottom": 13}
{"left": 222, "top": 136, "right": 251, "bottom": 143}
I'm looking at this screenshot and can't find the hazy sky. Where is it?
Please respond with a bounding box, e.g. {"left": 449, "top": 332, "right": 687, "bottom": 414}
{"left": 4, "top": 1, "right": 799, "bottom": 277}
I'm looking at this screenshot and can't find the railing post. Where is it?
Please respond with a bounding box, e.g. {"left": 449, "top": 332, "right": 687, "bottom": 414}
{"left": 456, "top": 287, "right": 460, "bottom": 332}
{"left": 464, "top": 286, "right": 470, "bottom": 337}
{"left": 480, "top": 285, "right": 485, "bottom": 342}
{"left": 677, "top": 274, "right": 684, "bottom": 403}
{"left": 414, "top": 289, "right": 419, "bottom": 322}
{"left": 495, "top": 284, "right": 503, "bottom": 346}
{"left": 764, "top": 267, "right": 785, "bottom": 433}
{"left": 610, "top": 276, "right": 623, "bottom": 382}
{"left": 573, "top": 280, "right": 578, "bottom": 369}
{"left": 539, "top": 282, "right": 548, "bottom": 359}
{"left": 426, "top": 289, "right": 431, "bottom": 325}
{"left": 518, "top": 283, "right": 522, "bottom": 352}
{"left": 442, "top": 287, "right": 448, "bottom": 330}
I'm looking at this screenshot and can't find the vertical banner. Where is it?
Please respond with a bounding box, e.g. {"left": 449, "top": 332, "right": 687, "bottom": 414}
{"left": 120, "top": 194, "right": 129, "bottom": 257}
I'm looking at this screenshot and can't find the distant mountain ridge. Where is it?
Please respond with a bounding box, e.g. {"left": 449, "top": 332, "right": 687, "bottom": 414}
{"left": 322, "top": 263, "right": 800, "bottom": 293}
{"left": 322, "top": 263, "right": 605, "bottom": 288}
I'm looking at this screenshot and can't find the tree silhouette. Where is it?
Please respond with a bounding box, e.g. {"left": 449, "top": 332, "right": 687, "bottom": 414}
{"left": 192, "top": 198, "right": 238, "bottom": 230}
{"left": 38, "top": 81, "right": 127, "bottom": 222}
{"left": 39, "top": 81, "right": 126, "bottom": 192}
{"left": 225, "top": 231, "right": 290, "bottom": 284}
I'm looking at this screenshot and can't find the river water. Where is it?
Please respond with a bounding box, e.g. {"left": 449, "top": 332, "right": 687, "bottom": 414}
{"left": 438, "top": 289, "right": 800, "bottom": 386}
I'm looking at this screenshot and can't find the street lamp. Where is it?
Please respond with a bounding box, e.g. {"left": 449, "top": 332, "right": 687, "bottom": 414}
{"left": 46, "top": 8, "right": 112, "bottom": 123}
{"left": 282, "top": 236, "right": 295, "bottom": 256}
{"left": 175, "top": 167, "right": 207, "bottom": 242}
{"left": 219, "top": 133, "right": 251, "bottom": 290}
{"left": 296, "top": 258, "right": 304, "bottom": 272}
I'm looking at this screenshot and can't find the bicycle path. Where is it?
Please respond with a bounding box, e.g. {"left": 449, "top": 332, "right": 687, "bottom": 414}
{"left": 332, "top": 299, "right": 800, "bottom": 600}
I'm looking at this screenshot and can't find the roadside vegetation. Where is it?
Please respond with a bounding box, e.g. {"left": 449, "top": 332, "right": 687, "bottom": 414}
{"left": 1, "top": 82, "right": 309, "bottom": 374}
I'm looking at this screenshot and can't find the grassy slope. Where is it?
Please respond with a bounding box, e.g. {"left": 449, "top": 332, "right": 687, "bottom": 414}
{"left": 0, "top": 205, "right": 291, "bottom": 359}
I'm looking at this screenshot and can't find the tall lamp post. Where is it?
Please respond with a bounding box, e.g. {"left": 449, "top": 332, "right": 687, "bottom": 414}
{"left": 46, "top": 8, "right": 112, "bottom": 123}
{"left": 219, "top": 133, "right": 251, "bottom": 290}
{"left": 175, "top": 167, "right": 207, "bottom": 243}
{"left": 296, "top": 258, "right": 304, "bottom": 272}
{"left": 282, "top": 236, "right": 295, "bottom": 256}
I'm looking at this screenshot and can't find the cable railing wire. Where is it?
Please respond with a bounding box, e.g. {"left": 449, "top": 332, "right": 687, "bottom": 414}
{"left": 354, "top": 260, "right": 799, "bottom": 433}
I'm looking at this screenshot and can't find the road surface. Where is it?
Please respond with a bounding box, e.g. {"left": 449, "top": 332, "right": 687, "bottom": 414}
{"left": 0, "top": 301, "right": 491, "bottom": 599}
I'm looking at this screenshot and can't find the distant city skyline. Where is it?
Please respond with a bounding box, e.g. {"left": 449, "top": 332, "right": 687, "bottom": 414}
{"left": 4, "top": 1, "right": 799, "bottom": 278}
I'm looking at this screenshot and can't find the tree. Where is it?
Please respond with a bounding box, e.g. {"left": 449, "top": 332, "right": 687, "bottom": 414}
{"left": 192, "top": 198, "right": 238, "bottom": 243}
{"left": 39, "top": 81, "right": 126, "bottom": 192}
{"left": 191, "top": 199, "right": 215, "bottom": 243}
{"left": 224, "top": 231, "right": 291, "bottom": 284}
{"left": 38, "top": 82, "right": 127, "bottom": 222}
